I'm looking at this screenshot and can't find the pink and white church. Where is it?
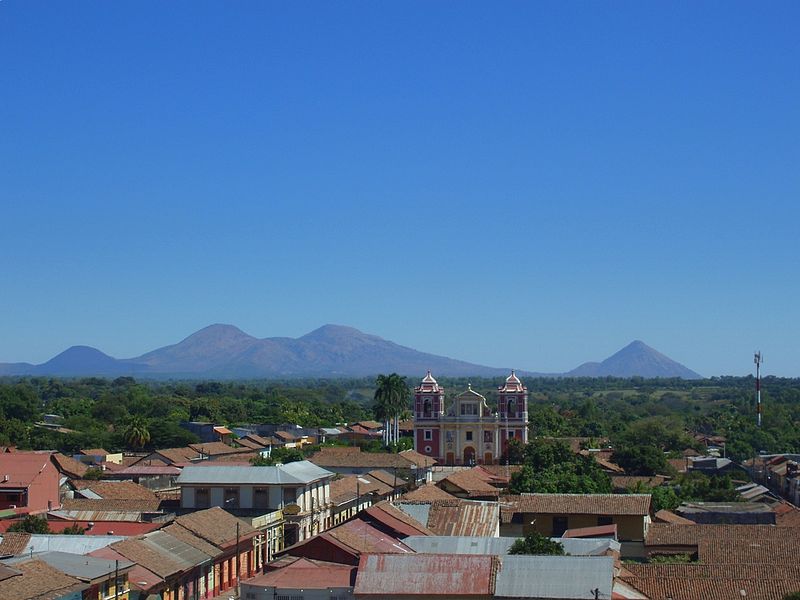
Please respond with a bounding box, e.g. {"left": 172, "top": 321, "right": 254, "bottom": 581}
{"left": 412, "top": 370, "right": 529, "bottom": 465}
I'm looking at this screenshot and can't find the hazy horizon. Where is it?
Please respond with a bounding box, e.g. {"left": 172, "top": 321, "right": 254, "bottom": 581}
{"left": 1, "top": 2, "right": 797, "bottom": 377}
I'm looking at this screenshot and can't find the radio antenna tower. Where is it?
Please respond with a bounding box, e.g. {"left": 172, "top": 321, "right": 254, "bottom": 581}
{"left": 754, "top": 351, "right": 763, "bottom": 428}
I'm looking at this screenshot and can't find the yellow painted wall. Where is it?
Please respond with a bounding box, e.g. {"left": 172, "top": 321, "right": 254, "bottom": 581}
{"left": 523, "top": 513, "right": 646, "bottom": 541}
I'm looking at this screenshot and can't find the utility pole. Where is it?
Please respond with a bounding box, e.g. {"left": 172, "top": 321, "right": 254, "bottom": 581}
{"left": 235, "top": 520, "right": 241, "bottom": 599}
{"left": 755, "top": 351, "right": 763, "bottom": 428}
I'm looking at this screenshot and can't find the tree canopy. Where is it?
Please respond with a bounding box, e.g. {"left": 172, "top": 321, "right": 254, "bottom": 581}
{"left": 508, "top": 532, "right": 566, "bottom": 556}
{"left": 509, "top": 439, "right": 611, "bottom": 494}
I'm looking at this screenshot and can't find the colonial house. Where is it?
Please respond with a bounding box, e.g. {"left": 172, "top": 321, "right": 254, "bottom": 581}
{"left": 176, "top": 461, "right": 334, "bottom": 545}
{"left": 412, "top": 371, "right": 529, "bottom": 465}
{"left": 501, "top": 493, "right": 652, "bottom": 558}
{"left": 0, "top": 451, "right": 62, "bottom": 514}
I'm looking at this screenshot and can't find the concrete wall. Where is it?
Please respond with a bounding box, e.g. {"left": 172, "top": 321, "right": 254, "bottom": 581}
{"left": 180, "top": 481, "right": 330, "bottom": 511}
{"left": 241, "top": 584, "right": 353, "bottom": 600}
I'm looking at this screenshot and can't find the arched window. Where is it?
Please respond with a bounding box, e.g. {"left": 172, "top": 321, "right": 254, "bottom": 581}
{"left": 507, "top": 397, "right": 517, "bottom": 418}
{"left": 423, "top": 397, "right": 432, "bottom": 418}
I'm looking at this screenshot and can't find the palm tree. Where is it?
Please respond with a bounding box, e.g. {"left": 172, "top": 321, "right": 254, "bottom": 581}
{"left": 374, "top": 373, "right": 410, "bottom": 447}
{"left": 123, "top": 415, "right": 151, "bottom": 450}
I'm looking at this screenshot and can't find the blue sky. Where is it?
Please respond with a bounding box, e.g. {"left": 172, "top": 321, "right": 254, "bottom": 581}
{"left": 1, "top": 1, "right": 798, "bottom": 376}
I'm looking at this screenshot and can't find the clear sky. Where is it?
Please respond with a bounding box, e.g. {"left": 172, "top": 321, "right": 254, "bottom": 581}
{"left": 1, "top": 1, "right": 798, "bottom": 377}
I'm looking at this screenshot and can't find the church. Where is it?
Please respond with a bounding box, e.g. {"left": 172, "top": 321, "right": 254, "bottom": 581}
{"left": 412, "top": 370, "right": 529, "bottom": 465}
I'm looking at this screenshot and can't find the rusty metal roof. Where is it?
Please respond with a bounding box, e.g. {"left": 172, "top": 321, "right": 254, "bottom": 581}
{"left": 242, "top": 557, "right": 355, "bottom": 590}
{"left": 355, "top": 553, "right": 496, "bottom": 596}
{"left": 395, "top": 500, "right": 499, "bottom": 537}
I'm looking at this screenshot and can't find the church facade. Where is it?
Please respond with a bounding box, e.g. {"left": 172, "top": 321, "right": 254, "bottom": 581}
{"left": 412, "top": 370, "right": 529, "bottom": 465}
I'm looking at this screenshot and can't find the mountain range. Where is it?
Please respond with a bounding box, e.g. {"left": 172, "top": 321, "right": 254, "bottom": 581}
{"left": 0, "top": 324, "right": 703, "bottom": 379}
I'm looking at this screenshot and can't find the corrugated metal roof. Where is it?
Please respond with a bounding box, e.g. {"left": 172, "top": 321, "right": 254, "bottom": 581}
{"left": 355, "top": 553, "right": 495, "bottom": 596}
{"left": 15, "top": 534, "right": 127, "bottom": 555}
{"left": 403, "top": 536, "right": 620, "bottom": 557}
{"left": 494, "top": 555, "right": 614, "bottom": 599}
{"left": 142, "top": 530, "right": 213, "bottom": 568}
{"left": 4, "top": 551, "right": 133, "bottom": 581}
{"left": 177, "top": 460, "right": 333, "bottom": 485}
{"left": 363, "top": 502, "right": 435, "bottom": 537}
{"left": 405, "top": 536, "right": 515, "bottom": 555}
{"left": 49, "top": 509, "right": 152, "bottom": 522}
{"left": 326, "top": 519, "right": 413, "bottom": 555}
{"left": 559, "top": 538, "right": 621, "bottom": 556}
{"left": 394, "top": 502, "right": 431, "bottom": 527}
{"left": 395, "top": 500, "right": 500, "bottom": 537}
{"left": 243, "top": 558, "right": 355, "bottom": 590}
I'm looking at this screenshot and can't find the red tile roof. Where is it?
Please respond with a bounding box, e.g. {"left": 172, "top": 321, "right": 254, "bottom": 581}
{"left": 399, "top": 449, "right": 434, "bottom": 468}
{"left": 73, "top": 480, "right": 158, "bottom": 501}
{"left": 699, "top": 538, "right": 800, "bottom": 565}
{"left": 329, "top": 474, "right": 394, "bottom": 505}
{"left": 507, "top": 493, "right": 652, "bottom": 516}
{"left": 366, "top": 469, "right": 409, "bottom": 489}
{"left": 354, "top": 421, "right": 383, "bottom": 430}
{"left": 235, "top": 438, "right": 267, "bottom": 450}
{"left": 611, "top": 475, "right": 666, "bottom": 490}
{"left": 243, "top": 433, "right": 281, "bottom": 447}
{"left": 308, "top": 447, "right": 418, "bottom": 469}
{"left": 0, "top": 533, "right": 31, "bottom": 557}
{"left": 646, "top": 523, "right": 788, "bottom": 546}
{"left": 189, "top": 442, "right": 248, "bottom": 456}
{"left": 439, "top": 468, "right": 500, "bottom": 498}
{"left": 622, "top": 575, "right": 800, "bottom": 600}
{"left": 50, "top": 453, "right": 89, "bottom": 479}
{"left": 401, "top": 484, "right": 459, "bottom": 502}
{"left": 137, "top": 447, "right": 201, "bottom": 465}
{"left": 667, "top": 457, "right": 690, "bottom": 473}
{"left": 80, "top": 448, "right": 110, "bottom": 456}
{"left": 173, "top": 506, "right": 257, "bottom": 549}
{"left": 111, "top": 538, "right": 186, "bottom": 579}
{"left": 88, "top": 546, "right": 164, "bottom": 593}
{"left": 653, "top": 509, "right": 696, "bottom": 525}
{"left": 0, "top": 559, "right": 86, "bottom": 600}
{"left": 774, "top": 501, "right": 800, "bottom": 527}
